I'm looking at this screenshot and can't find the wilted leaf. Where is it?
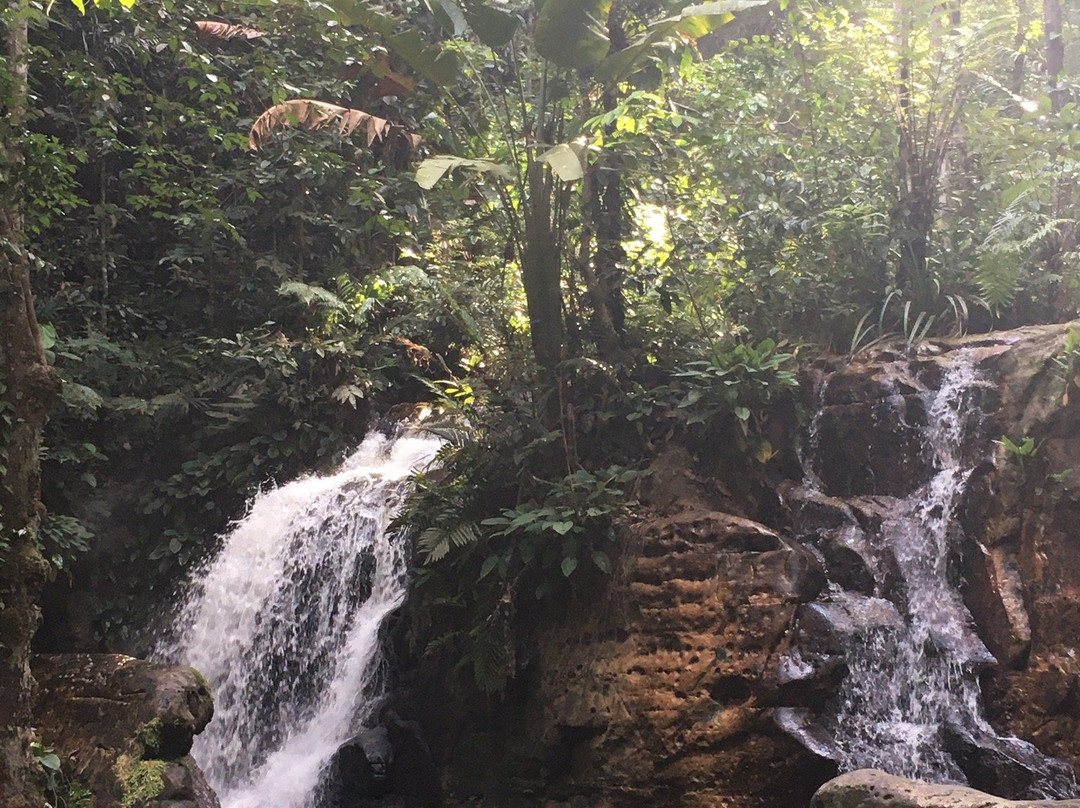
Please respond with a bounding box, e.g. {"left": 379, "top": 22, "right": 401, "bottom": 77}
{"left": 368, "top": 53, "right": 416, "bottom": 96}
{"left": 415, "top": 155, "right": 513, "bottom": 189}
{"left": 249, "top": 99, "right": 420, "bottom": 158}
{"left": 195, "top": 20, "right": 268, "bottom": 39}
{"left": 537, "top": 141, "right": 587, "bottom": 182}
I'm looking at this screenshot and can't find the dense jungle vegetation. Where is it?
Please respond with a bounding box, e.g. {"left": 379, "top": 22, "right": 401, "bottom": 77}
{"left": 0, "top": 0, "right": 1077, "bottom": 803}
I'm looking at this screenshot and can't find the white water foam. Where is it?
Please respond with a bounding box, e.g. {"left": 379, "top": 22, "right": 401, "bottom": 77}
{"left": 831, "top": 352, "right": 986, "bottom": 779}
{"left": 159, "top": 431, "right": 441, "bottom": 808}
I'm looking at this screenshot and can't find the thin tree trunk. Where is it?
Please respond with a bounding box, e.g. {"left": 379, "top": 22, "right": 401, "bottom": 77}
{"left": 0, "top": 5, "right": 59, "bottom": 806}
{"left": 580, "top": 158, "right": 626, "bottom": 365}
{"left": 521, "top": 161, "right": 564, "bottom": 372}
{"left": 1009, "top": 0, "right": 1031, "bottom": 101}
{"left": 894, "top": 0, "right": 928, "bottom": 298}
{"left": 1044, "top": 0, "right": 1065, "bottom": 113}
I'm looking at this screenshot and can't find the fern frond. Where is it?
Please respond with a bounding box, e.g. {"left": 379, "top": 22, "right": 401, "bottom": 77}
{"left": 278, "top": 281, "right": 349, "bottom": 311}
{"left": 419, "top": 526, "right": 451, "bottom": 562}
{"left": 449, "top": 522, "right": 480, "bottom": 548}
{"left": 470, "top": 625, "right": 509, "bottom": 694}
{"left": 974, "top": 252, "right": 1020, "bottom": 308}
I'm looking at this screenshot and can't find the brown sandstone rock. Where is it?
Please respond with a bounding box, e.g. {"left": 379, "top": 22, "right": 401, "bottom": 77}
{"left": 428, "top": 506, "right": 835, "bottom": 808}
{"left": 812, "top": 768, "right": 1079, "bottom": 808}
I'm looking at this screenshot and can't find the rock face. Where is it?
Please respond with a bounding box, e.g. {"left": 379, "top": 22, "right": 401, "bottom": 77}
{"left": 811, "top": 768, "right": 1080, "bottom": 808}
{"left": 33, "top": 654, "right": 218, "bottom": 808}
{"left": 404, "top": 322, "right": 1080, "bottom": 808}
{"left": 409, "top": 505, "right": 836, "bottom": 808}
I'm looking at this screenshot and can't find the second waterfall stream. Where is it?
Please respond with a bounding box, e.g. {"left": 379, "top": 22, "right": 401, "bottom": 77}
{"left": 784, "top": 346, "right": 1078, "bottom": 796}
{"left": 159, "top": 430, "right": 442, "bottom": 808}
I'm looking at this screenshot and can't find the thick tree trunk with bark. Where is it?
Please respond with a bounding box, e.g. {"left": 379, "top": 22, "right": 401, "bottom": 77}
{"left": 0, "top": 6, "right": 60, "bottom": 806}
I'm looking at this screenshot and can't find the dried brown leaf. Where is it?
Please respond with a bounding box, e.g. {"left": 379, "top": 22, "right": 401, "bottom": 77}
{"left": 195, "top": 20, "right": 267, "bottom": 39}
{"left": 249, "top": 100, "right": 385, "bottom": 149}
{"left": 248, "top": 100, "right": 421, "bottom": 164}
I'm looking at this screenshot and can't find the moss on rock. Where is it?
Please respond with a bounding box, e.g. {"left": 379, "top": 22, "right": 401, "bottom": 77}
{"left": 134, "top": 719, "right": 163, "bottom": 756}
{"left": 114, "top": 755, "right": 166, "bottom": 808}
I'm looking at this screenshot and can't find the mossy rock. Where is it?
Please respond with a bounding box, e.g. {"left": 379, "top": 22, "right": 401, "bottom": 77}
{"left": 114, "top": 755, "right": 167, "bottom": 808}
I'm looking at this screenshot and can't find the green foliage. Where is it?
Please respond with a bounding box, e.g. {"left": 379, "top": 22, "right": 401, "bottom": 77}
{"left": 19, "top": 0, "right": 472, "bottom": 635}
{"left": 115, "top": 756, "right": 166, "bottom": 808}
{"left": 397, "top": 376, "right": 649, "bottom": 693}
{"left": 479, "top": 465, "right": 634, "bottom": 586}
{"left": 1051, "top": 326, "right": 1080, "bottom": 398}
{"left": 630, "top": 338, "right": 798, "bottom": 437}
{"left": 995, "top": 433, "right": 1041, "bottom": 476}
{"left": 32, "top": 740, "right": 90, "bottom": 808}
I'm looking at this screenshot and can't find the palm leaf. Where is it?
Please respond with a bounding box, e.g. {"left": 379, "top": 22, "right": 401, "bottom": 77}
{"left": 195, "top": 20, "right": 267, "bottom": 39}
{"left": 248, "top": 99, "right": 421, "bottom": 154}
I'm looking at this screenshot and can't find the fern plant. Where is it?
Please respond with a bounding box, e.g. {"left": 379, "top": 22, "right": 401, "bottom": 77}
{"left": 975, "top": 190, "right": 1070, "bottom": 310}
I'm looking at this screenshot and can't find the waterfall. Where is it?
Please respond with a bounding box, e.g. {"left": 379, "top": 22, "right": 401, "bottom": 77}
{"left": 829, "top": 354, "right": 984, "bottom": 780}
{"left": 786, "top": 349, "right": 1078, "bottom": 797}
{"left": 159, "top": 430, "right": 441, "bottom": 808}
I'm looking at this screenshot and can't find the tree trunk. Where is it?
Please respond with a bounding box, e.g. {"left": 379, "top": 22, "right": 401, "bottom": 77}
{"left": 0, "top": 6, "right": 59, "bottom": 806}
{"left": 521, "top": 162, "right": 564, "bottom": 372}
{"left": 1009, "top": 0, "right": 1031, "bottom": 101}
{"left": 580, "top": 156, "right": 627, "bottom": 366}
{"left": 1044, "top": 0, "right": 1065, "bottom": 112}
{"left": 893, "top": 0, "right": 927, "bottom": 298}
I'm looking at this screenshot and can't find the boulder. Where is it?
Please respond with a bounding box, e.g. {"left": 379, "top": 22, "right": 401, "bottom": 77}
{"left": 32, "top": 653, "right": 218, "bottom": 808}
{"left": 942, "top": 722, "right": 1078, "bottom": 800}
{"left": 811, "top": 768, "right": 1080, "bottom": 808}
{"left": 317, "top": 716, "right": 439, "bottom": 808}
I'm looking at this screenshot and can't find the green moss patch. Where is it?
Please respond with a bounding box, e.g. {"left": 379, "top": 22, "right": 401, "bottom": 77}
{"left": 114, "top": 755, "right": 166, "bottom": 808}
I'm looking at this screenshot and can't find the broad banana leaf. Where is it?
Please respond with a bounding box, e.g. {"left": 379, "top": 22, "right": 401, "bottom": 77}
{"left": 537, "top": 141, "right": 588, "bottom": 182}
{"left": 596, "top": 0, "right": 769, "bottom": 85}
{"left": 326, "top": 0, "right": 460, "bottom": 87}
{"left": 463, "top": 3, "right": 520, "bottom": 48}
{"left": 535, "top": 0, "right": 613, "bottom": 69}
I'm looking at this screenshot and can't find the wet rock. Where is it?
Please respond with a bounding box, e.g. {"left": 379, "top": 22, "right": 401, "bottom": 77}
{"left": 811, "top": 768, "right": 1080, "bottom": 808}
{"left": 811, "top": 361, "right": 935, "bottom": 498}
{"left": 961, "top": 541, "right": 1031, "bottom": 668}
{"left": 385, "top": 715, "right": 440, "bottom": 808}
{"left": 771, "top": 647, "right": 847, "bottom": 707}
{"left": 32, "top": 654, "right": 217, "bottom": 808}
{"left": 943, "top": 721, "right": 1079, "bottom": 800}
{"left": 322, "top": 727, "right": 394, "bottom": 806}
{"left": 318, "top": 718, "right": 439, "bottom": 808}
{"left": 408, "top": 504, "right": 835, "bottom": 808}
{"left": 795, "top": 596, "right": 904, "bottom": 656}
{"left": 814, "top": 525, "right": 878, "bottom": 595}
{"left": 774, "top": 707, "right": 840, "bottom": 763}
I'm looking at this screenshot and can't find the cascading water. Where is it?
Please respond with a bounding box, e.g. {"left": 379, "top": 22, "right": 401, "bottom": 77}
{"left": 158, "top": 430, "right": 441, "bottom": 808}
{"left": 828, "top": 353, "right": 985, "bottom": 780}
{"left": 786, "top": 349, "right": 1079, "bottom": 797}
